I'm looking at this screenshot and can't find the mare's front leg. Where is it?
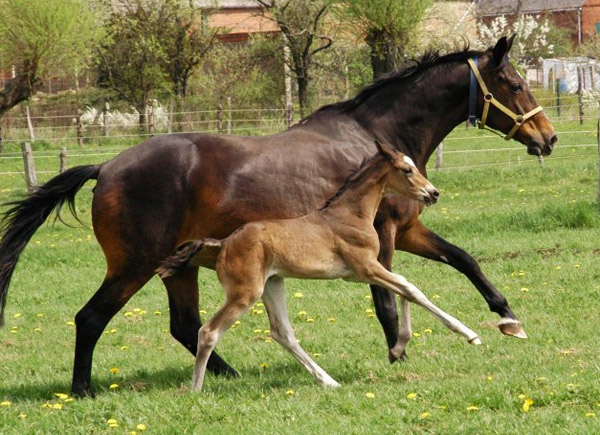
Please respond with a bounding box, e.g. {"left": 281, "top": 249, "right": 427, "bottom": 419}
{"left": 396, "top": 220, "right": 527, "bottom": 338}
{"left": 262, "top": 277, "right": 339, "bottom": 387}
{"left": 372, "top": 221, "right": 411, "bottom": 363}
{"left": 162, "top": 266, "right": 239, "bottom": 377}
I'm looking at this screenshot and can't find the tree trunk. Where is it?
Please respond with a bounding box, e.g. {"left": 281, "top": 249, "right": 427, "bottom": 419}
{"left": 297, "top": 74, "right": 309, "bottom": 118}
{"left": 138, "top": 109, "right": 147, "bottom": 134}
{"left": 366, "top": 29, "right": 397, "bottom": 79}
{"left": 0, "top": 70, "right": 41, "bottom": 117}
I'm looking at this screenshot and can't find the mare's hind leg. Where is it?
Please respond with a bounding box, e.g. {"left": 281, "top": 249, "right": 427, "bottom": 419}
{"left": 162, "top": 267, "right": 239, "bottom": 377}
{"left": 372, "top": 224, "right": 411, "bottom": 363}
{"left": 262, "top": 277, "right": 339, "bottom": 387}
{"left": 396, "top": 220, "right": 526, "bottom": 338}
{"left": 72, "top": 269, "right": 153, "bottom": 397}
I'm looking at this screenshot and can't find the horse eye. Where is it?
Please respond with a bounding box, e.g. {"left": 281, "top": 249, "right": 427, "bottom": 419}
{"left": 511, "top": 83, "right": 523, "bottom": 93}
{"left": 402, "top": 167, "right": 413, "bottom": 174}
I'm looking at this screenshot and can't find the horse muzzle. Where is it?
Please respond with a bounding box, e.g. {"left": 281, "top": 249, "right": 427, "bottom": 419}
{"left": 527, "top": 133, "right": 557, "bottom": 157}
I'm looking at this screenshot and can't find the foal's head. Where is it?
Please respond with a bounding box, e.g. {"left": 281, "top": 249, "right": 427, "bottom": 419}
{"left": 376, "top": 141, "right": 439, "bottom": 205}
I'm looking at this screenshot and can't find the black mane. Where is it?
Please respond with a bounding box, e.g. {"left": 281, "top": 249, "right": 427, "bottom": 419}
{"left": 317, "top": 153, "right": 383, "bottom": 211}
{"left": 317, "top": 47, "right": 483, "bottom": 113}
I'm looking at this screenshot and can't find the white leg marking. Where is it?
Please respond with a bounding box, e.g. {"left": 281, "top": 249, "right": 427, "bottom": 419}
{"left": 262, "top": 277, "right": 339, "bottom": 387}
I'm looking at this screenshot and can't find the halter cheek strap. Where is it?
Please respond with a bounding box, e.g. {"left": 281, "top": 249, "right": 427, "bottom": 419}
{"left": 467, "top": 57, "right": 544, "bottom": 141}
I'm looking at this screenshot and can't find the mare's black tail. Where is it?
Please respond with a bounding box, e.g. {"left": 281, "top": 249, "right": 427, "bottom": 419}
{"left": 0, "top": 165, "right": 100, "bottom": 326}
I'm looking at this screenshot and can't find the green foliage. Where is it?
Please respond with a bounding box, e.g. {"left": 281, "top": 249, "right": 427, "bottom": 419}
{"left": 337, "top": 0, "right": 433, "bottom": 76}
{"left": 0, "top": 0, "right": 102, "bottom": 76}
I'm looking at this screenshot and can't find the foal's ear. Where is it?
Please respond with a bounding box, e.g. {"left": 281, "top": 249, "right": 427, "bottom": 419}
{"left": 492, "top": 34, "right": 515, "bottom": 65}
{"left": 375, "top": 140, "right": 399, "bottom": 163}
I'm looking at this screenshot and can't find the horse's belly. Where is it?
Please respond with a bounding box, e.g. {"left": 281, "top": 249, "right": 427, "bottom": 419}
{"left": 270, "top": 256, "right": 353, "bottom": 280}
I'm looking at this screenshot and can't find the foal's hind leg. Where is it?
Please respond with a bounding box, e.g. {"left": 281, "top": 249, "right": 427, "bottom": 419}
{"left": 162, "top": 267, "right": 239, "bottom": 377}
{"left": 72, "top": 269, "right": 153, "bottom": 397}
{"left": 192, "top": 285, "right": 261, "bottom": 392}
{"left": 262, "top": 277, "right": 339, "bottom": 387}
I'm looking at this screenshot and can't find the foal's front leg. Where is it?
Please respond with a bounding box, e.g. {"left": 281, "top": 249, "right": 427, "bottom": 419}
{"left": 362, "top": 264, "right": 481, "bottom": 345}
{"left": 262, "top": 277, "right": 339, "bottom": 387}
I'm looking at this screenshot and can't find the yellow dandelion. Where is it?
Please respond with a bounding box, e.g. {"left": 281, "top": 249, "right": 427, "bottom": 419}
{"left": 107, "top": 418, "right": 118, "bottom": 425}
{"left": 327, "top": 318, "right": 336, "bottom": 323}
{"left": 234, "top": 320, "right": 241, "bottom": 325}
{"left": 297, "top": 310, "right": 307, "bottom": 316}
{"left": 432, "top": 294, "right": 440, "bottom": 299}
{"left": 406, "top": 393, "right": 417, "bottom": 400}
{"left": 136, "top": 424, "right": 147, "bottom": 431}
{"left": 110, "top": 367, "right": 119, "bottom": 374}
{"left": 522, "top": 398, "right": 534, "bottom": 413}
{"left": 264, "top": 338, "right": 272, "bottom": 343}
{"left": 364, "top": 294, "right": 372, "bottom": 300}
{"left": 586, "top": 412, "right": 596, "bottom": 418}
{"left": 294, "top": 292, "right": 303, "bottom": 298}
{"left": 574, "top": 264, "right": 581, "bottom": 268}
{"left": 65, "top": 321, "right": 75, "bottom": 326}
{"left": 124, "top": 312, "right": 134, "bottom": 317}
{"left": 1, "top": 401, "right": 11, "bottom": 407}
{"left": 154, "top": 311, "right": 162, "bottom": 315}
{"left": 120, "top": 346, "right": 129, "bottom": 351}
{"left": 254, "top": 329, "right": 263, "bottom": 334}
{"left": 42, "top": 403, "right": 53, "bottom": 408}
{"left": 263, "top": 329, "right": 270, "bottom": 334}
{"left": 133, "top": 308, "right": 141, "bottom": 313}
{"left": 109, "top": 383, "right": 119, "bottom": 389}
{"left": 555, "top": 266, "right": 562, "bottom": 270}
{"left": 13, "top": 313, "right": 22, "bottom": 318}
{"left": 306, "top": 318, "right": 315, "bottom": 323}
{"left": 467, "top": 405, "right": 479, "bottom": 411}
{"left": 260, "top": 394, "right": 267, "bottom": 399}
{"left": 34, "top": 327, "right": 41, "bottom": 333}
{"left": 52, "top": 403, "right": 63, "bottom": 410}
{"left": 521, "top": 287, "right": 529, "bottom": 292}
{"left": 260, "top": 363, "right": 270, "bottom": 370}
{"left": 437, "top": 405, "right": 447, "bottom": 410}
{"left": 367, "top": 313, "right": 375, "bottom": 318}
{"left": 255, "top": 302, "right": 264, "bottom": 308}
{"left": 412, "top": 332, "right": 421, "bottom": 337}
{"left": 365, "top": 308, "right": 373, "bottom": 314}
{"left": 199, "top": 309, "right": 207, "bottom": 315}
{"left": 313, "top": 353, "right": 321, "bottom": 358}
{"left": 421, "top": 412, "right": 431, "bottom": 419}
{"left": 365, "top": 392, "right": 375, "bottom": 399}
{"left": 109, "top": 423, "right": 119, "bottom": 428}
{"left": 424, "top": 328, "right": 432, "bottom": 334}
{"left": 286, "top": 390, "right": 294, "bottom": 395}
{"left": 54, "top": 393, "right": 69, "bottom": 400}
{"left": 486, "top": 375, "right": 493, "bottom": 381}
{"left": 18, "top": 413, "right": 27, "bottom": 419}
{"left": 36, "top": 313, "right": 44, "bottom": 317}
{"left": 65, "top": 398, "right": 74, "bottom": 402}
{"left": 518, "top": 394, "right": 526, "bottom": 400}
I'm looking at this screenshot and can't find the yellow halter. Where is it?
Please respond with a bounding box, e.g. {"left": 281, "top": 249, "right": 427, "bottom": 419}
{"left": 467, "top": 58, "right": 544, "bottom": 141}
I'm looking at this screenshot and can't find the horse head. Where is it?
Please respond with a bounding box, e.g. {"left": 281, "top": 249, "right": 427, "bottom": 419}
{"left": 471, "top": 35, "right": 557, "bottom": 156}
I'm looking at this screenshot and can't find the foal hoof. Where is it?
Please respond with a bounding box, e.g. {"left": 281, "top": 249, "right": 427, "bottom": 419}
{"left": 388, "top": 349, "right": 408, "bottom": 364}
{"left": 498, "top": 319, "right": 528, "bottom": 339}
{"left": 468, "top": 337, "right": 482, "bottom": 345}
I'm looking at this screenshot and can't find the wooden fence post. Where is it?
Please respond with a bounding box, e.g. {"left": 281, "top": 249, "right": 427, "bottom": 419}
{"left": 59, "top": 147, "right": 67, "bottom": 173}
{"left": 577, "top": 67, "right": 584, "bottom": 125}
{"left": 167, "top": 98, "right": 174, "bottom": 134}
{"left": 0, "top": 123, "right": 3, "bottom": 154}
{"left": 597, "top": 109, "right": 600, "bottom": 211}
{"left": 217, "top": 104, "right": 223, "bottom": 133}
{"left": 556, "top": 79, "right": 561, "bottom": 118}
{"left": 435, "top": 142, "right": 443, "bottom": 169}
{"left": 148, "top": 101, "right": 155, "bottom": 136}
{"left": 25, "top": 106, "right": 35, "bottom": 141}
{"left": 21, "top": 142, "right": 37, "bottom": 193}
{"left": 286, "top": 103, "right": 293, "bottom": 128}
{"left": 103, "top": 101, "right": 109, "bottom": 137}
{"left": 227, "top": 97, "right": 232, "bottom": 134}
{"left": 76, "top": 109, "right": 83, "bottom": 146}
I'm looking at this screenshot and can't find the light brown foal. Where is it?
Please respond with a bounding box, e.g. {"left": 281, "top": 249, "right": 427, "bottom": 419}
{"left": 158, "top": 141, "right": 481, "bottom": 391}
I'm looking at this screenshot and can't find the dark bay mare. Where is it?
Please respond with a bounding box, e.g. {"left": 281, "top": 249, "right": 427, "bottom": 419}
{"left": 0, "top": 36, "right": 556, "bottom": 397}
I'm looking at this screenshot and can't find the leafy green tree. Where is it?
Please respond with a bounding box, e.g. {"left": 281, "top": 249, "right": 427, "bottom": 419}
{"left": 0, "top": 0, "right": 101, "bottom": 117}
{"left": 256, "top": 0, "right": 333, "bottom": 117}
{"left": 338, "top": 0, "right": 432, "bottom": 78}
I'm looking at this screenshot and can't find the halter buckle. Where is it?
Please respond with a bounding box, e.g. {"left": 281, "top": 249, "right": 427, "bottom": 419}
{"left": 484, "top": 93, "right": 493, "bottom": 102}
{"left": 515, "top": 115, "right": 524, "bottom": 125}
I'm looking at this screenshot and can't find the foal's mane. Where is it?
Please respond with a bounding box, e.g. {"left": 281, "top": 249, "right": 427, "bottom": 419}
{"left": 317, "top": 46, "right": 483, "bottom": 113}
{"left": 318, "top": 153, "right": 384, "bottom": 212}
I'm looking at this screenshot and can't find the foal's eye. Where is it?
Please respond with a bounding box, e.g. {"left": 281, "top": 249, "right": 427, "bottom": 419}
{"left": 402, "top": 167, "right": 413, "bottom": 175}
{"left": 511, "top": 83, "right": 523, "bottom": 93}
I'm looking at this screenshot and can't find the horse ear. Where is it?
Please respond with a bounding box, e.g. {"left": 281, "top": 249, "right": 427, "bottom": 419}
{"left": 507, "top": 33, "right": 516, "bottom": 52}
{"left": 375, "top": 140, "right": 398, "bottom": 163}
{"left": 492, "top": 36, "right": 509, "bottom": 65}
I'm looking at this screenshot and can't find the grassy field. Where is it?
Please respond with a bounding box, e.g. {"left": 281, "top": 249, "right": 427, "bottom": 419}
{"left": 0, "top": 118, "right": 599, "bottom": 434}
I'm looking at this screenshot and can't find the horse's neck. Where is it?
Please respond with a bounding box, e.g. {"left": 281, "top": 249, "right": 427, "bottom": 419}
{"left": 351, "top": 64, "right": 470, "bottom": 169}
{"left": 321, "top": 159, "right": 388, "bottom": 224}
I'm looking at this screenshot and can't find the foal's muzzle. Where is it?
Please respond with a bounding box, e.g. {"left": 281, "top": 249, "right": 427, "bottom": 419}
{"left": 423, "top": 188, "right": 440, "bottom": 206}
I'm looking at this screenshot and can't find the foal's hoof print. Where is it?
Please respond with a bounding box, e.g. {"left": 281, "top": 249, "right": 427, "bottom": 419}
{"left": 498, "top": 319, "right": 528, "bottom": 339}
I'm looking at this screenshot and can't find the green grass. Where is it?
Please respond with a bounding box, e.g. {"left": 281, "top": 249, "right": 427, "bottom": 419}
{"left": 0, "top": 119, "right": 599, "bottom": 434}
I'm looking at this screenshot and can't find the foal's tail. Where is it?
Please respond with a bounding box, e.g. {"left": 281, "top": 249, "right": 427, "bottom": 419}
{"left": 157, "top": 239, "right": 223, "bottom": 279}
{"left": 0, "top": 165, "right": 101, "bottom": 326}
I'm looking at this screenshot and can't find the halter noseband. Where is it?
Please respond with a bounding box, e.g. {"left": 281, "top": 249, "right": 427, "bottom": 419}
{"left": 467, "top": 57, "right": 543, "bottom": 141}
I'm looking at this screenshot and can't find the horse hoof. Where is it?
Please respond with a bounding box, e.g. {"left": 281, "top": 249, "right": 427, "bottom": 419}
{"left": 498, "top": 319, "right": 528, "bottom": 339}
{"left": 388, "top": 349, "right": 408, "bottom": 363}
{"left": 469, "top": 337, "right": 482, "bottom": 345}
{"left": 71, "top": 386, "right": 95, "bottom": 398}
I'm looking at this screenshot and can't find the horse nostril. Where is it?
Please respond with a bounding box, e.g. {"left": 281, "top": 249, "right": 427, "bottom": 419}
{"left": 432, "top": 189, "right": 440, "bottom": 199}
{"left": 549, "top": 134, "right": 558, "bottom": 147}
